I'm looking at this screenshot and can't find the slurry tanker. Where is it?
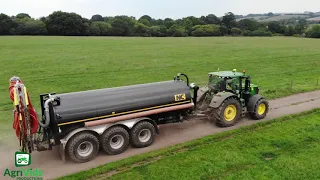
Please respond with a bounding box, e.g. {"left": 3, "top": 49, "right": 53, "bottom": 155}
{"left": 8, "top": 69, "right": 269, "bottom": 163}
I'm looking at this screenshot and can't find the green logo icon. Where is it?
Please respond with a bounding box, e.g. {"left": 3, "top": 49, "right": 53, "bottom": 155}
{"left": 15, "top": 152, "right": 31, "bottom": 167}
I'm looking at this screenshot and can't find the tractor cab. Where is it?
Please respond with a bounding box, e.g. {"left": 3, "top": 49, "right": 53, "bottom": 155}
{"left": 208, "top": 70, "right": 243, "bottom": 93}
{"left": 207, "top": 69, "right": 259, "bottom": 100}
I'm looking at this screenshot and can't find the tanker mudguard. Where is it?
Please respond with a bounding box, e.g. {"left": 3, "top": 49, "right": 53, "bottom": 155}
{"left": 45, "top": 80, "right": 192, "bottom": 127}
{"left": 209, "top": 91, "right": 238, "bottom": 108}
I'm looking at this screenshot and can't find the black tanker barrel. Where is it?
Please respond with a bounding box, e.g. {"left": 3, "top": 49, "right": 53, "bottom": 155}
{"left": 52, "top": 80, "right": 192, "bottom": 126}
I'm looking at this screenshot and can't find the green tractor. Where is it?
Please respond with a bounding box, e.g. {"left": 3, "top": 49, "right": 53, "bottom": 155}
{"left": 196, "top": 69, "right": 269, "bottom": 127}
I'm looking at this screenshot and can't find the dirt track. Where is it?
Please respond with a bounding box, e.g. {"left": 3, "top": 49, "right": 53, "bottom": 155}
{"left": 1, "top": 90, "right": 320, "bottom": 180}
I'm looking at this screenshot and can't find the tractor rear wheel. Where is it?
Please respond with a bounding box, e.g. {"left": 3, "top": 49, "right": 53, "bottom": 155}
{"left": 249, "top": 98, "right": 269, "bottom": 120}
{"left": 211, "top": 97, "right": 241, "bottom": 127}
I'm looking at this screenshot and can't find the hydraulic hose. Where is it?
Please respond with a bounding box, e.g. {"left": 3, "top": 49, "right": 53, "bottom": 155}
{"left": 39, "top": 96, "right": 55, "bottom": 128}
{"left": 174, "top": 73, "right": 189, "bottom": 85}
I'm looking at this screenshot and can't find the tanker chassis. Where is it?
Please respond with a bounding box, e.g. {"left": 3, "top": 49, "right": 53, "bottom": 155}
{"left": 9, "top": 70, "right": 269, "bottom": 163}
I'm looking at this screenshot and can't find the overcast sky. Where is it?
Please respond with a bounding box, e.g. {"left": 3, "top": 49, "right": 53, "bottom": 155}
{"left": 1, "top": 0, "right": 319, "bottom": 19}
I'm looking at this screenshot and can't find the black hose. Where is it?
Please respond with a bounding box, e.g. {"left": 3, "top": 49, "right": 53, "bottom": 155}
{"left": 179, "top": 73, "right": 189, "bottom": 85}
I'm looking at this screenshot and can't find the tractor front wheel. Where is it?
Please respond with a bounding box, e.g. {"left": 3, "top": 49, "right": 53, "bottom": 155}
{"left": 211, "top": 97, "right": 241, "bottom": 127}
{"left": 249, "top": 98, "right": 269, "bottom": 120}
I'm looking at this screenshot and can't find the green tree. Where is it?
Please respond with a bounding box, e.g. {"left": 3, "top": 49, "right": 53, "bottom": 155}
{"left": 0, "top": 13, "right": 16, "bottom": 35}
{"left": 138, "top": 18, "right": 151, "bottom": 27}
{"left": 168, "top": 25, "right": 187, "bottom": 37}
{"left": 139, "top": 15, "right": 152, "bottom": 22}
{"left": 89, "top": 21, "right": 111, "bottom": 36}
{"left": 104, "top": 16, "right": 114, "bottom": 23}
{"left": 89, "top": 22, "right": 100, "bottom": 35}
{"left": 138, "top": 15, "right": 153, "bottom": 27}
{"left": 267, "top": 21, "right": 282, "bottom": 34}
{"left": 152, "top": 19, "right": 164, "bottom": 26}
{"left": 284, "top": 25, "right": 295, "bottom": 36}
{"left": 295, "top": 19, "right": 308, "bottom": 34}
{"left": 134, "top": 22, "right": 150, "bottom": 36}
{"left": 243, "top": 28, "right": 272, "bottom": 37}
{"left": 267, "top": 12, "right": 274, "bottom": 16}
{"left": 17, "top": 20, "right": 47, "bottom": 35}
{"left": 238, "top": 19, "right": 259, "bottom": 31}
{"left": 45, "top": 11, "right": 89, "bottom": 35}
{"left": 306, "top": 25, "right": 320, "bottom": 38}
{"left": 16, "top": 13, "right": 31, "bottom": 19}
{"left": 222, "top": 12, "right": 237, "bottom": 33}
{"left": 164, "top": 18, "right": 175, "bottom": 29}
{"left": 91, "top": 14, "right": 104, "bottom": 22}
{"left": 205, "top": 14, "right": 221, "bottom": 24}
{"left": 110, "top": 16, "right": 136, "bottom": 36}
{"left": 191, "top": 24, "right": 221, "bottom": 36}
{"left": 219, "top": 25, "right": 228, "bottom": 36}
{"left": 231, "top": 28, "right": 242, "bottom": 36}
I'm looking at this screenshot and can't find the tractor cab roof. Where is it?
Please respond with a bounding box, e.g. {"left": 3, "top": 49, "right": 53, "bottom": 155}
{"left": 208, "top": 71, "right": 245, "bottom": 78}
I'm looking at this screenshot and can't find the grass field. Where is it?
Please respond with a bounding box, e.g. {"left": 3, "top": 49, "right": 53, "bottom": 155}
{"left": 57, "top": 109, "right": 320, "bottom": 180}
{"left": 0, "top": 36, "right": 319, "bottom": 137}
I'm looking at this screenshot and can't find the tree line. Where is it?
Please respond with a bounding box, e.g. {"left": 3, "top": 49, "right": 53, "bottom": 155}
{"left": 0, "top": 11, "right": 319, "bottom": 38}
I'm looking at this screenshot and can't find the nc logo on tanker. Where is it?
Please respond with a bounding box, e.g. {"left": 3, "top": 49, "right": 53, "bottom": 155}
{"left": 174, "top": 93, "right": 186, "bottom": 101}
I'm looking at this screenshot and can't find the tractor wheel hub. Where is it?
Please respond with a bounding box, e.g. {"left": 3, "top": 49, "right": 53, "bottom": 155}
{"left": 224, "top": 105, "right": 237, "bottom": 121}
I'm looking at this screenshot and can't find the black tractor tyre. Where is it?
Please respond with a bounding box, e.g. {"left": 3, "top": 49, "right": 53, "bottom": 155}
{"left": 100, "top": 126, "right": 130, "bottom": 155}
{"left": 66, "top": 132, "right": 100, "bottom": 163}
{"left": 130, "top": 121, "right": 156, "bottom": 148}
{"left": 249, "top": 98, "right": 269, "bottom": 120}
{"left": 212, "top": 97, "right": 242, "bottom": 127}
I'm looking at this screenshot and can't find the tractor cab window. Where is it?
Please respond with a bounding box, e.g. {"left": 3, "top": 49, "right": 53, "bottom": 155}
{"left": 224, "top": 77, "right": 241, "bottom": 93}
{"left": 209, "top": 75, "right": 220, "bottom": 84}
{"left": 208, "top": 75, "right": 223, "bottom": 91}
{"left": 208, "top": 75, "right": 229, "bottom": 91}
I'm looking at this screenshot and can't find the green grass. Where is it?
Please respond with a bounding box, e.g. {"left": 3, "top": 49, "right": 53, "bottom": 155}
{"left": 56, "top": 109, "right": 320, "bottom": 180}
{"left": 0, "top": 36, "right": 319, "bottom": 136}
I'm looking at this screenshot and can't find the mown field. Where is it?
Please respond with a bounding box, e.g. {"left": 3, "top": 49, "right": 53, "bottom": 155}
{"left": 57, "top": 109, "right": 320, "bottom": 180}
{"left": 0, "top": 36, "right": 319, "bottom": 138}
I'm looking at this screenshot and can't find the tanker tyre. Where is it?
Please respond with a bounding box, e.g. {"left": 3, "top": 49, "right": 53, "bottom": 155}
{"left": 130, "top": 121, "right": 156, "bottom": 148}
{"left": 66, "top": 132, "right": 99, "bottom": 163}
{"left": 100, "top": 126, "right": 130, "bottom": 155}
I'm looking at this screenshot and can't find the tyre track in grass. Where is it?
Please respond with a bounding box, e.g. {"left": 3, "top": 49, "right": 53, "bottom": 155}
{"left": 0, "top": 90, "right": 319, "bottom": 180}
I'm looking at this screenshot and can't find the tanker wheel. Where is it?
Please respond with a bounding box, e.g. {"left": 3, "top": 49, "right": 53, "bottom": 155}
{"left": 66, "top": 132, "right": 99, "bottom": 163}
{"left": 100, "top": 126, "right": 130, "bottom": 155}
{"left": 249, "top": 98, "right": 269, "bottom": 120}
{"left": 213, "top": 97, "right": 241, "bottom": 127}
{"left": 130, "top": 121, "right": 156, "bottom": 148}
